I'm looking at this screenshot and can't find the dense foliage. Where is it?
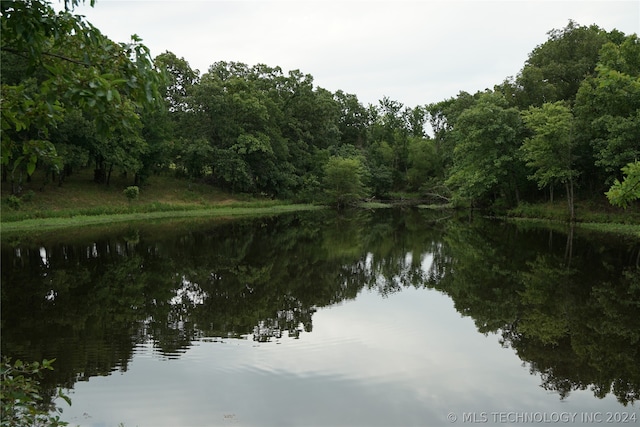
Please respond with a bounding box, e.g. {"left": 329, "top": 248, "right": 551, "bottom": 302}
{"left": 2, "top": 2, "right": 638, "bottom": 211}
{"left": 1, "top": 0, "right": 163, "bottom": 191}
{"left": 1, "top": 358, "right": 71, "bottom": 426}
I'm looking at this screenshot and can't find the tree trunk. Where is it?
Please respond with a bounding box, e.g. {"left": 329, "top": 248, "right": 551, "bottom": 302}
{"left": 11, "top": 169, "right": 23, "bottom": 195}
{"left": 94, "top": 168, "right": 106, "bottom": 183}
{"left": 94, "top": 155, "right": 106, "bottom": 183}
{"left": 564, "top": 223, "right": 574, "bottom": 267}
{"left": 106, "top": 164, "right": 114, "bottom": 186}
{"left": 565, "top": 179, "right": 575, "bottom": 221}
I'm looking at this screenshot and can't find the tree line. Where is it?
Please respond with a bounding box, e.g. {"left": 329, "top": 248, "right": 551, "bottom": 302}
{"left": 2, "top": 1, "right": 639, "bottom": 212}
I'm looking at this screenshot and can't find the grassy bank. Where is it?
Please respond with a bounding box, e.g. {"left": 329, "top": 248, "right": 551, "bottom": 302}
{"left": 506, "top": 200, "right": 640, "bottom": 238}
{"left": 1, "top": 204, "right": 325, "bottom": 233}
{"left": 2, "top": 169, "right": 257, "bottom": 220}
{"left": 2, "top": 169, "right": 639, "bottom": 236}
{"left": 508, "top": 200, "right": 640, "bottom": 223}
{"left": 1, "top": 169, "right": 322, "bottom": 233}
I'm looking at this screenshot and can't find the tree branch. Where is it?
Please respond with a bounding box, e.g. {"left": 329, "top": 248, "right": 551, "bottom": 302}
{"left": 42, "top": 50, "right": 90, "bottom": 66}
{"left": 2, "top": 47, "right": 90, "bottom": 67}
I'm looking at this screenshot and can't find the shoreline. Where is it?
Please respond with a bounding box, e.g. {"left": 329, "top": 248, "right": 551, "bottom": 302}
{"left": 2, "top": 202, "right": 638, "bottom": 239}
{"left": 0, "top": 204, "right": 325, "bottom": 234}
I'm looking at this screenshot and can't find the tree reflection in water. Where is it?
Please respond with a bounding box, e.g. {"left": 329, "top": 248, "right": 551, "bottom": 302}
{"left": 1, "top": 209, "right": 638, "bottom": 405}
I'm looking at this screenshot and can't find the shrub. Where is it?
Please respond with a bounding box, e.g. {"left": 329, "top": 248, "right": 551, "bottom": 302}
{"left": 322, "top": 156, "right": 369, "bottom": 208}
{"left": 21, "top": 190, "right": 35, "bottom": 203}
{"left": 6, "top": 195, "right": 22, "bottom": 210}
{"left": 123, "top": 186, "right": 140, "bottom": 202}
{"left": 1, "top": 357, "right": 71, "bottom": 427}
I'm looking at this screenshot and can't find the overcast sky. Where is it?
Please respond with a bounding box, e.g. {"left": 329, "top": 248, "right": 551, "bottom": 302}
{"left": 63, "top": 0, "right": 639, "bottom": 107}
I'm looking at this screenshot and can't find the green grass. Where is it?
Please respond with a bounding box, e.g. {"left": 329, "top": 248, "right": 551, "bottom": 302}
{"left": 3, "top": 169, "right": 639, "bottom": 237}
{"left": 386, "top": 191, "right": 423, "bottom": 200}
{"left": 507, "top": 200, "right": 640, "bottom": 224}
{"left": 505, "top": 200, "right": 640, "bottom": 238}
{"left": 358, "top": 201, "right": 393, "bottom": 209}
{"left": 577, "top": 221, "right": 640, "bottom": 237}
{"left": 1, "top": 204, "right": 324, "bottom": 233}
{"left": 417, "top": 203, "right": 454, "bottom": 210}
{"left": 2, "top": 169, "right": 252, "bottom": 220}
{"left": 506, "top": 215, "right": 640, "bottom": 238}
{"left": 1, "top": 169, "right": 323, "bottom": 233}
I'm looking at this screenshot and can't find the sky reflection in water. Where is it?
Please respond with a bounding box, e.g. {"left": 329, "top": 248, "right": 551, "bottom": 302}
{"left": 62, "top": 287, "right": 627, "bottom": 427}
{"left": 2, "top": 210, "right": 637, "bottom": 426}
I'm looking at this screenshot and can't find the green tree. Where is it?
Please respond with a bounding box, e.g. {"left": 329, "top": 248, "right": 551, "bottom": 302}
{"left": 404, "top": 105, "right": 428, "bottom": 138}
{"left": 365, "top": 140, "right": 394, "bottom": 197}
{"left": 1, "top": 0, "right": 163, "bottom": 191}
{"left": 278, "top": 71, "right": 341, "bottom": 194}
{"left": 575, "top": 34, "right": 640, "bottom": 189}
{"left": 514, "top": 20, "right": 610, "bottom": 107}
{"left": 426, "top": 91, "right": 478, "bottom": 174}
{"left": 334, "top": 90, "right": 368, "bottom": 147}
{"left": 172, "top": 137, "right": 212, "bottom": 179}
{"left": 446, "top": 91, "right": 523, "bottom": 207}
{"left": 144, "top": 56, "right": 208, "bottom": 182}
{"left": 47, "top": 109, "right": 94, "bottom": 184}
{"left": 136, "top": 107, "right": 173, "bottom": 185}
{"left": 606, "top": 161, "right": 640, "bottom": 208}
{"left": 322, "top": 156, "right": 369, "bottom": 208}
{"left": 406, "top": 137, "right": 439, "bottom": 192}
{"left": 154, "top": 51, "right": 200, "bottom": 114}
{"left": 521, "top": 102, "right": 579, "bottom": 219}
{"left": 193, "top": 62, "right": 279, "bottom": 193}
{"left": 188, "top": 61, "right": 344, "bottom": 197}
{"left": 366, "top": 97, "right": 421, "bottom": 190}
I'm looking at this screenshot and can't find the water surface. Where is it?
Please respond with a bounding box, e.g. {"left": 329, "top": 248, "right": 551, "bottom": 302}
{"left": 2, "top": 209, "right": 638, "bottom": 426}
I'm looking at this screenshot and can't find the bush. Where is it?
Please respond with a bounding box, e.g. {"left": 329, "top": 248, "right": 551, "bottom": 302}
{"left": 21, "top": 190, "right": 35, "bottom": 203}
{"left": 6, "top": 195, "right": 22, "bottom": 210}
{"left": 123, "top": 186, "right": 140, "bottom": 202}
{"left": 1, "top": 357, "right": 71, "bottom": 427}
{"left": 322, "top": 156, "right": 369, "bottom": 208}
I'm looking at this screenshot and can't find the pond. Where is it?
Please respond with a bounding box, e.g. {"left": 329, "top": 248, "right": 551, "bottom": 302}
{"left": 1, "top": 208, "right": 639, "bottom": 426}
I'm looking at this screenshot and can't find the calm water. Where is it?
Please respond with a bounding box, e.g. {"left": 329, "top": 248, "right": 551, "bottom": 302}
{"left": 1, "top": 209, "right": 639, "bottom": 426}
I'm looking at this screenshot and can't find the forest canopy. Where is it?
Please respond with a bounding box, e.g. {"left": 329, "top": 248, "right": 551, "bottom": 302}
{"left": 2, "top": 1, "right": 639, "bottom": 211}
